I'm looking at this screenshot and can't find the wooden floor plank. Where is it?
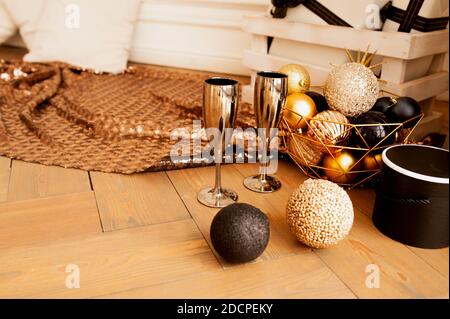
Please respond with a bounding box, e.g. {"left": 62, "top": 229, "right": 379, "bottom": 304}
{"left": 0, "top": 192, "right": 102, "bottom": 250}
{"left": 90, "top": 171, "right": 191, "bottom": 231}
{"left": 0, "top": 156, "right": 11, "bottom": 202}
{"left": 101, "top": 254, "right": 356, "bottom": 299}
{"left": 316, "top": 211, "right": 449, "bottom": 298}
{"left": 347, "top": 186, "right": 449, "bottom": 280}
{"left": 233, "top": 160, "right": 308, "bottom": 215}
{"left": 408, "top": 247, "right": 449, "bottom": 279}
{"left": 7, "top": 160, "right": 91, "bottom": 202}
{"left": 166, "top": 162, "right": 313, "bottom": 266}
{"left": 0, "top": 219, "right": 219, "bottom": 298}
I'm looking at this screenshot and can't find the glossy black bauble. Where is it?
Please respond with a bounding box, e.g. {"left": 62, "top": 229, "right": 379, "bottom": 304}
{"left": 305, "top": 91, "right": 329, "bottom": 112}
{"left": 371, "top": 96, "right": 396, "bottom": 113}
{"left": 352, "top": 111, "right": 396, "bottom": 148}
{"left": 385, "top": 97, "right": 422, "bottom": 128}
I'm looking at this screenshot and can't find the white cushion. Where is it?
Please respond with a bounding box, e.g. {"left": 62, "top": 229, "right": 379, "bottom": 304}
{"left": 5, "top": 0, "right": 141, "bottom": 74}
{"left": 3, "top": 0, "right": 45, "bottom": 49}
{"left": 0, "top": 0, "right": 16, "bottom": 44}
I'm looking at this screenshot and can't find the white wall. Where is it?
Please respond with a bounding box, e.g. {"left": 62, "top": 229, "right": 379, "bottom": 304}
{"left": 130, "top": 0, "right": 269, "bottom": 75}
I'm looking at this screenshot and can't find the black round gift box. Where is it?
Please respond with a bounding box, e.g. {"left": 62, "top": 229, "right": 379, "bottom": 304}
{"left": 372, "top": 145, "right": 449, "bottom": 249}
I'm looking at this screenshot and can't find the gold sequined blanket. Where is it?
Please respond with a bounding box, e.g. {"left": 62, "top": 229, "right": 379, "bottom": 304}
{"left": 0, "top": 60, "right": 254, "bottom": 173}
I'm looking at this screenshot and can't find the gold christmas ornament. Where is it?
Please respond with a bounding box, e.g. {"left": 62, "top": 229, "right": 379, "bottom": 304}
{"left": 324, "top": 62, "right": 379, "bottom": 117}
{"left": 323, "top": 151, "right": 361, "bottom": 184}
{"left": 288, "top": 135, "right": 324, "bottom": 167}
{"left": 362, "top": 153, "right": 382, "bottom": 171}
{"left": 307, "top": 110, "right": 351, "bottom": 151}
{"left": 284, "top": 93, "right": 317, "bottom": 130}
{"left": 278, "top": 64, "right": 311, "bottom": 94}
{"left": 286, "top": 179, "right": 354, "bottom": 249}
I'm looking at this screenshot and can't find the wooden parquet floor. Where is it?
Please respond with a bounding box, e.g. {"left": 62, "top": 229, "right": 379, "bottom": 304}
{"left": 0, "top": 46, "right": 448, "bottom": 298}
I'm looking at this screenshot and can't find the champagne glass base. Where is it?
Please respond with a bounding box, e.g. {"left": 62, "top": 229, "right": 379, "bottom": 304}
{"left": 197, "top": 187, "right": 238, "bottom": 208}
{"left": 244, "top": 175, "right": 282, "bottom": 193}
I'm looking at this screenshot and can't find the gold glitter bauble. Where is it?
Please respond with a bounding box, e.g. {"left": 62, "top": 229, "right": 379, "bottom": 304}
{"left": 286, "top": 179, "right": 354, "bottom": 248}
{"left": 323, "top": 151, "right": 361, "bottom": 184}
{"left": 324, "top": 62, "right": 379, "bottom": 117}
{"left": 284, "top": 93, "right": 317, "bottom": 130}
{"left": 307, "top": 110, "right": 351, "bottom": 152}
{"left": 288, "top": 135, "right": 323, "bottom": 166}
{"left": 279, "top": 64, "right": 311, "bottom": 94}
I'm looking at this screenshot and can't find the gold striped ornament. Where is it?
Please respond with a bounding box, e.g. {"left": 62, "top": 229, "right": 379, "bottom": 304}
{"left": 307, "top": 110, "right": 351, "bottom": 152}
{"left": 288, "top": 134, "right": 324, "bottom": 167}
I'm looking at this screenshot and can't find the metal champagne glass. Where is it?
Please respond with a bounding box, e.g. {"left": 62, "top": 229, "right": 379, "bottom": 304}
{"left": 197, "top": 77, "right": 239, "bottom": 208}
{"left": 244, "top": 71, "right": 288, "bottom": 193}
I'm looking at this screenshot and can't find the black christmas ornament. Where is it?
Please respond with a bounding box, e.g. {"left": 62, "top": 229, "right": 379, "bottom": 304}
{"left": 210, "top": 203, "right": 270, "bottom": 263}
{"left": 385, "top": 97, "right": 422, "bottom": 128}
{"left": 371, "top": 96, "right": 396, "bottom": 113}
{"left": 305, "top": 91, "right": 329, "bottom": 112}
{"left": 352, "top": 111, "right": 396, "bottom": 148}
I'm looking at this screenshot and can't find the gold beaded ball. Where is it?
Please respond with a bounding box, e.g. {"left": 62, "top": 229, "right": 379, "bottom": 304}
{"left": 324, "top": 62, "right": 379, "bottom": 117}
{"left": 286, "top": 179, "right": 354, "bottom": 248}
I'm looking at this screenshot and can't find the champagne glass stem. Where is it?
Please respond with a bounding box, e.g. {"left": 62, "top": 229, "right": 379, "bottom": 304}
{"left": 214, "top": 162, "right": 222, "bottom": 195}
{"left": 259, "top": 138, "right": 268, "bottom": 183}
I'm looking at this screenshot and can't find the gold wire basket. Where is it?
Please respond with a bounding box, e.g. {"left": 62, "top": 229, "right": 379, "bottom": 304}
{"left": 279, "top": 109, "right": 424, "bottom": 189}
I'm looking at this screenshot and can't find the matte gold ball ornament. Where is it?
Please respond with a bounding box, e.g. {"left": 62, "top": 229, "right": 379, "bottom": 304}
{"left": 323, "top": 151, "right": 361, "bottom": 184}
{"left": 324, "top": 62, "right": 379, "bottom": 117}
{"left": 286, "top": 179, "right": 354, "bottom": 249}
{"left": 278, "top": 64, "right": 311, "bottom": 94}
{"left": 284, "top": 93, "right": 317, "bottom": 130}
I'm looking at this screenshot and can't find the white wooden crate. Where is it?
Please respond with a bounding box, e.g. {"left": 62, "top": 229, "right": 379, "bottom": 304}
{"left": 242, "top": 14, "right": 449, "bottom": 117}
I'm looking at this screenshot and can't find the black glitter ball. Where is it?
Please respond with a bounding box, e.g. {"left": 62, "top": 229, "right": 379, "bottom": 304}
{"left": 210, "top": 203, "right": 270, "bottom": 263}
{"left": 306, "top": 91, "right": 329, "bottom": 112}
